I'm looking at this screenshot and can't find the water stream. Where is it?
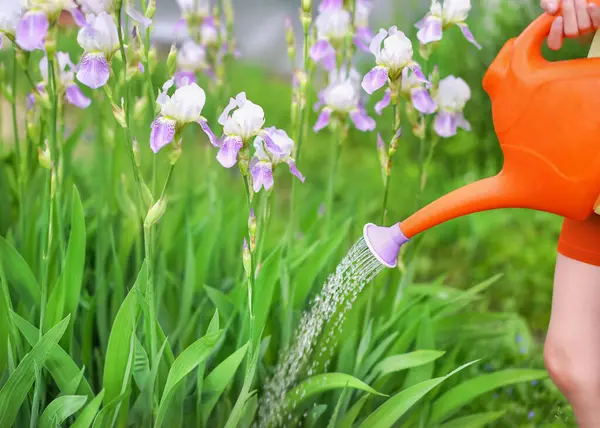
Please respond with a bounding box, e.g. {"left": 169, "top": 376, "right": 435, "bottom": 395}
{"left": 258, "top": 237, "right": 384, "bottom": 427}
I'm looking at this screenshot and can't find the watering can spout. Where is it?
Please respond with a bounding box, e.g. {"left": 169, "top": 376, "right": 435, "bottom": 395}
{"left": 400, "top": 172, "right": 524, "bottom": 238}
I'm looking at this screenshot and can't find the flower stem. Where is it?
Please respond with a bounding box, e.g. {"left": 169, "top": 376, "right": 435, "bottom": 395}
{"left": 325, "top": 121, "right": 344, "bottom": 233}
{"left": 144, "top": 26, "right": 158, "bottom": 196}
{"left": 381, "top": 89, "right": 402, "bottom": 225}
{"left": 11, "top": 45, "right": 25, "bottom": 247}
{"left": 256, "top": 191, "right": 272, "bottom": 272}
{"left": 241, "top": 174, "right": 256, "bottom": 339}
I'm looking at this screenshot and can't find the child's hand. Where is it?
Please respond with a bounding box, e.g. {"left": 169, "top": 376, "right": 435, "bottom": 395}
{"left": 541, "top": 0, "right": 600, "bottom": 50}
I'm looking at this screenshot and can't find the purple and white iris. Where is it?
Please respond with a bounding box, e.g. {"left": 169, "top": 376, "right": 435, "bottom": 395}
{"left": 75, "top": 12, "right": 120, "bottom": 89}
{"left": 310, "top": 0, "right": 351, "bottom": 71}
{"left": 250, "top": 127, "right": 305, "bottom": 193}
{"left": 432, "top": 75, "right": 471, "bottom": 138}
{"left": 415, "top": 0, "right": 481, "bottom": 49}
{"left": 361, "top": 26, "right": 427, "bottom": 95}
{"left": 314, "top": 67, "right": 376, "bottom": 133}
{"left": 150, "top": 78, "right": 207, "bottom": 153}
{"left": 16, "top": 0, "right": 84, "bottom": 52}
{"left": 200, "top": 15, "right": 219, "bottom": 46}
{"left": 80, "top": 0, "right": 113, "bottom": 14}
{"left": 400, "top": 68, "right": 437, "bottom": 114}
{"left": 175, "top": 40, "right": 208, "bottom": 88}
{"left": 354, "top": 0, "right": 374, "bottom": 53}
{"left": 29, "top": 52, "right": 91, "bottom": 110}
{"left": 0, "top": 0, "right": 23, "bottom": 48}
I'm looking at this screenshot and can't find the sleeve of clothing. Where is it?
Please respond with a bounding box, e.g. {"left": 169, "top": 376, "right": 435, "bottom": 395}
{"left": 558, "top": 214, "right": 600, "bottom": 266}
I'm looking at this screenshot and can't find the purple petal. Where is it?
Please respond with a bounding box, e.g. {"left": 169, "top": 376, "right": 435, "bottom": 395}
{"left": 150, "top": 116, "right": 176, "bottom": 153}
{"left": 313, "top": 92, "right": 325, "bottom": 112}
{"left": 408, "top": 64, "right": 429, "bottom": 85}
{"left": 250, "top": 160, "right": 274, "bottom": 192}
{"left": 414, "top": 15, "right": 427, "bottom": 29}
{"left": 434, "top": 111, "right": 457, "bottom": 138}
{"left": 127, "top": 6, "right": 152, "bottom": 29}
{"left": 76, "top": 53, "right": 110, "bottom": 89}
{"left": 375, "top": 89, "right": 391, "bottom": 115}
{"left": 16, "top": 11, "right": 49, "bottom": 52}
{"left": 350, "top": 108, "right": 376, "bottom": 132}
{"left": 199, "top": 119, "right": 220, "bottom": 147}
{"left": 313, "top": 108, "right": 331, "bottom": 133}
{"left": 175, "top": 70, "right": 196, "bottom": 88}
{"left": 319, "top": 0, "right": 343, "bottom": 11}
{"left": 69, "top": 8, "right": 86, "bottom": 27}
{"left": 310, "top": 40, "right": 336, "bottom": 70}
{"left": 416, "top": 16, "right": 442, "bottom": 45}
{"left": 411, "top": 88, "right": 437, "bottom": 114}
{"left": 217, "top": 137, "right": 243, "bottom": 168}
{"left": 138, "top": 62, "right": 145, "bottom": 73}
{"left": 288, "top": 160, "right": 305, "bottom": 183}
{"left": 26, "top": 93, "right": 36, "bottom": 111}
{"left": 354, "top": 26, "right": 373, "bottom": 53}
{"left": 262, "top": 132, "right": 283, "bottom": 155}
{"left": 458, "top": 23, "right": 481, "bottom": 50}
{"left": 361, "top": 66, "right": 388, "bottom": 95}
{"left": 456, "top": 112, "right": 471, "bottom": 131}
{"left": 377, "top": 133, "right": 385, "bottom": 150}
{"left": 65, "top": 84, "right": 91, "bottom": 109}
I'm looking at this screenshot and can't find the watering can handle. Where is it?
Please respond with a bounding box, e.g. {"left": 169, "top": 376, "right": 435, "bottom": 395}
{"left": 517, "top": 0, "right": 600, "bottom": 64}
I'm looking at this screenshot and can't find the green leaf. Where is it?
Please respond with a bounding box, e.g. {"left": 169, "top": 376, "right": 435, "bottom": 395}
{"left": 358, "top": 360, "right": 478, "bottom": 428}
{"left": 306, "top": 404, "right": 328, "bottom": 428}
{"left": 253, "top": 246, "right": 283, "bottom": 346}
{"left": 45, "top": 187, "right": 86, "bottom": 333}
{"left": 155, "top": 330, "right": 222, "bottom": 428}
{"left": 102, "top": 263, "right": 146, "bottom": 420}
{"left": 0, "top": 315, "right": 70, "bottom": 427}
{"left": 0, "top": 236, "right": 40, "bottom": 306}
{"left": 92, "top": 390, "right": 130, "bottom": 428}
{"left": 284, "top": 373, "right": 384, "bottom": 411}
{"left": 224, "top": 346, "right": 259, "bottom": 428}
{"left": 338, "top": 395, "right": 369, "bottom": 428}
{"left": 439, "top": 410, "right": 506, "bottom": 428}
{"left": 403, "top": 305, "right": 435, "bottom": 388}
{"left": 327, "top": 387, "right": 349, "bottom": 428}
{"left": 429, "top": 369, "right": 548, "bottom": 424}
{"left": 10, "top": 311, "right": 93, "bottom": 396}
{"left": 133, "top": 335, "right": 150, "bottom": 390}
{"left": 202, "top": 342, "right": 249, "bottom": 422}
{"left": 292, "top": 221, "right": 350, "bottom": 308}
{"left": 372, "top": 351, "right": 446, "bottom": 380}
{"left": 39, "top": 395, "right": 87, "bottom": 428}
{"left": 71, "top": 390, "right": 106, "bottom": 428}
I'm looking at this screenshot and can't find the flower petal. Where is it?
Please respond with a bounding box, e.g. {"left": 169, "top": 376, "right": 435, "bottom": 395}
{"left": 361, "top": 66, "right": 388, "bottom": 95}
{"left": 309, "top": 39, "right": 336, "bottom": 70}
{"left": 313, "top": 108, "right": 332, "bottom": 133}
{"left": 354, "top": 26, "right": 373, "bottom": 53}
{"left": 76, "top": 53, "right": 110, "bottom": 89}
{"left": 199, "top": 119, "right": 220, "bottom": 147}
{"left": 416, "top": 16, "right": 442, "bottom": 45}
{"left": 458, "top": 23, "right": 481, "bottom": 49}
{"left": 69, "top": 8, "right": 87, "bottom": 27}
{"left": 350, "top": 108, "right": 376, "bottom": 132}
{"left": 434, "top": 111, "right": 457, "bottom": 138}
{"left": 250, "top": 159, "right": 274, "bottom": 192}
{"left": 288, "top": 160, "right": 305, "bottom": 183}
{"left": 16, "top": 11, "right": 49, "bottom": 52}
{"left": 369, "top": 28, "right": 387, "bottom": 57}
{"left": 65, "top": 84, "right": 92, "bottom": 109}
{"left": 217, "top": 136, "right": 243, "bottom": 168}
{"left": 408, "top": 64, "right": 429, "bottom": 85}
{"left": 127, "top": 6, "right": 152, "bottom": 29}
{"left": 456, "top": 112, "right": 471, "bottom": 131}
{"left": 261, "top": 131, "right": 283, "bottom": 156}
{"left": 411, "top": 88, "right": 437, "bottom": 114}
{"left": 218, "top": 96, "right": 238, "bottom": 126}
{"left": 174, "top": 70, "right": 196, "bottom": 88}
{"left": 375, "top": 89, "right": 391, "bottom": 116}
{"left": 150, "top": 116, "right": 176, "bottom": 153}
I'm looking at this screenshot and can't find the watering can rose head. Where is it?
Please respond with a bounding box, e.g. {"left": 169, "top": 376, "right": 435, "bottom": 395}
{"left": 416, "top": 0, "right": 481, "bottom": 49}
{"left": 314, "top": 67, "right": 376, "bottom": 132}
{"left": 150, "top": 78, "right": 207, "bottom": 154}
{"left": 361, "top": 26, "right": 428, "bottom": 95}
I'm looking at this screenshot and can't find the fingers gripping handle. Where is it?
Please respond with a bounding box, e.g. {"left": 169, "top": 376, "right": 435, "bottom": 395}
{"left": 513, "top": 0, "right": 600, "bottom": 72}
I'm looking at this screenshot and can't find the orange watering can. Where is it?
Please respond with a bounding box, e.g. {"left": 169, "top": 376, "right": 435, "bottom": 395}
{"left": 364, "top": 2, "right": 600, "bottom": 268}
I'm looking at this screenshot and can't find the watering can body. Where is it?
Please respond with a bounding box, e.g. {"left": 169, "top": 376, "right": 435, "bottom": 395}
{"left": 364, "top": 3, "right": 600, "bottom": 268}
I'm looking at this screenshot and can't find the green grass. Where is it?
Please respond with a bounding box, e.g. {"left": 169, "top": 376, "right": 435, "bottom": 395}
{"left": 0, "top": 0, "right": 588, "bottom": 426}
